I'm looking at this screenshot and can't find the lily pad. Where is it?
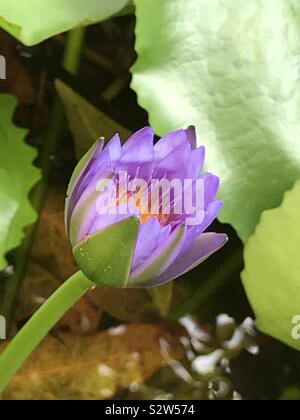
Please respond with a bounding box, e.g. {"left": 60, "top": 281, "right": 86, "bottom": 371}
{"left": 0, "top": 94, "right": 40, "bottom": 269}
{"left": 132, "top": 0, "right": 300, "bottom": 242}
{"left": 242, "top": 180, "right": 300, "bottom": 351}
{"left": 0, "top": 0, "right": 129, "bottom": 46}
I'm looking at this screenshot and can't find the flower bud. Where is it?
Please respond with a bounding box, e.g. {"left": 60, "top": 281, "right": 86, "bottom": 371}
{"left": 65, "top": 127, "right": 227, "bottom": 288}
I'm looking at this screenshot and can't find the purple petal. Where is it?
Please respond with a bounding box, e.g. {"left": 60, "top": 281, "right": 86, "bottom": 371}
{"left": 129, "top": 225, "right": 186, "bottom": 286}
{"left": 154, "top": 129, "right": 187, "bottom": 160}
{"left": 181, "top": 200, "right": 224, "bottom": 254}
{"left": 117, "top": 127, "right": 154, "bottom": 178}
{"left": 153, "top": 129, "right": 191, "bottom": 178}
{"left": 159, "top": 224, "right": 172, "bottom": 242}
{"left": 153, "top": 141, "right": 191, "bottom": 180}
{"left": 185, "top": 126, "right": 197, "bottom": 150}
{"left": 201, "top": 200, "right": 224, "bottom": 231}
{"left": 121, "top": 127, "right": 154, "bottom": 154}
{"left": 74, "top": 134, "right": 121, "bottom": 207}
{"left": 187, "top": 146, "right": 205, "bottom": 180}
{"left": 105, "top": 133, "right": 122, "bottom": 162}
{"left": 145, "top": 232, "right": 228, "bottom": 287}
{"left": 87, "top": 202, "right": 140, "bottom": 237}
{"left": 69, "top": 169, "right": 114, "bottom": 245}
{"left": 202, "top": 173, "right": 220, "bottom": 205}
{"left": 132, "top": 217, "right": 161, "bottom": 272}
{"left": 66, "top": 139, "right": 104, "bottom": 234}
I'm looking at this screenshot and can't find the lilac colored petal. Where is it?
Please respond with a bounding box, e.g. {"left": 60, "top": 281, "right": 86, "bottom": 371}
{"left": 105, "top": 133, "right": 122, "bottom": 162}
{"left": 153, "top": 129, "right": 191, "bottom": 178}
{"left": 117, "top": 127, "right": 154, "bottom": 178}
{"left": 88, "top": 202, "right": 140, "bottom": 237}
{"left": 145, "top": 232, "right": 228, "bottom": 287}
{"left": 76, "top": 160, "right": 111, "bottom": 205}
{"left": 122, "top": 127, "right": 154, "bottom": 154}
{"left": 202, "top": 172, "right": 220, "bottom": 206}
{"left": 66, "top": 139, "right": 104, "bottom": 233}
{"left": 182, "top": 200, "right": 224, "bottom": 252}
{"left": 69, "top": 170, "right": 114, "bottom": 245}
{"left": 159, "top": 224, "right": 172, "bottom": 242}
{"left": 187, "top": 147, "right": 205, "bottom": 180}
{"left": 154, "top": 129, "right": 187, "bottom": 161}
{"left": 129, "top": 225, "right": 186, "bottom": 285}
{"left": 69, "top": 189, "right": 101, "bottom": 246}
{"left": 73, "top": 135, "right": 121, "bottom": 208}
{"left": 201, "top": 200, "right": 224, "bottom": 231}
{"left": 153, "top": 141, "right": 191, "bottom": 180}
{"left": 85, "top": 134, "right": 121, "bottom": 179}
{"left": 132, "top": 217, "right": 161, "bottom": 272}
{"left": 185, "top": 126, "right": 197, "bottom": 150}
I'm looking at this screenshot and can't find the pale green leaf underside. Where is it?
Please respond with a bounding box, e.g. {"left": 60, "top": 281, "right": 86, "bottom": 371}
{"left": 0, "top": 94, "right": 40, "bottom": 269}
{"left": 242, "top": 180, "right": 300, "bottom": 351}
{"left": 0, "top": 0, "right": 129, "bottom": 46}
{"left": 132, "top": 0, "right": 300, "bottom": 242}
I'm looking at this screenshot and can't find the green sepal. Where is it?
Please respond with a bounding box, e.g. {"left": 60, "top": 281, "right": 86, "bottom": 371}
{"left": 73, "top": 217, "right": 140, "bottom": 288}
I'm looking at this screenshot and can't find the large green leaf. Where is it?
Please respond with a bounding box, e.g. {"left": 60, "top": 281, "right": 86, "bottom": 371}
{"left": 0, "top": 0, "right": 129, "bottom": 46}
{"left": 132, "top": 0, "right": 300, "bottom": 242}
{"left": 0, "top": 94, "right": 40, "bottom": 269}
{"left": 242, "top": 180, "right": 300, "bottom": 351}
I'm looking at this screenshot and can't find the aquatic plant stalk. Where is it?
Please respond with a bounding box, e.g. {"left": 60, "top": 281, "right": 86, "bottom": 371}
{"left": 0, "top": 27, "right": 86, "bottom": 326}
{"left": 0, "top": 271, "right": 93, "bottom": 392}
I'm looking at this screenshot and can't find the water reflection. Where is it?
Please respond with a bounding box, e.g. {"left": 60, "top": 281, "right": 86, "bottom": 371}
{"left": 115, "top": 314, "right": 258, "bottom": 400}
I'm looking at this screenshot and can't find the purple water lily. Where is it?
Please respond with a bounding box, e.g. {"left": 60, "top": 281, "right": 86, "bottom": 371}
{"left": 66, "top": 127, "right": 227, "bottom": 288}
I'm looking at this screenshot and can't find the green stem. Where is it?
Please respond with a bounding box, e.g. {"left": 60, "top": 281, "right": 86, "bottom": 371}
{"left": 167, "top": 249, "right": 242, "bottom": 321}
{"left": 62, "top": 27, "right": 86, "bottom": 74}
{"left": 0, "top": 27, "right": 86, "bottom": 326}
{"left": 0, "top": 271, "right": 93, "bottom": 393}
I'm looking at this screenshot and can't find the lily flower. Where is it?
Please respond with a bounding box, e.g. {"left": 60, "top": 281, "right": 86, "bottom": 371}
{"left": 66, "top": 127, "right": 228, "bottom": 288}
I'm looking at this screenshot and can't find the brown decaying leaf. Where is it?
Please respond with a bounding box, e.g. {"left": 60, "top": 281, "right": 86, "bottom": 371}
{"left": 1, "top": 324, "right": 186, "bottom": 400}
{"left": 57, "top": 295, "right": 102, "bottom": 336}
